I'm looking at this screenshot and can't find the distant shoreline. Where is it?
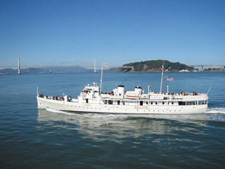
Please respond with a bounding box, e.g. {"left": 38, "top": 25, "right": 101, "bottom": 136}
{"left": 1, "top": 70, "right": 224, "bottom": 75}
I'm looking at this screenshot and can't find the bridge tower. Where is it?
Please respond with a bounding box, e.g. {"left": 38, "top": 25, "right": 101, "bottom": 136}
{"left": 94, "top": 58, "right": 97, "bottom": 73}
{"left": 18, "top": 57, "right": 21, "bottom": 75}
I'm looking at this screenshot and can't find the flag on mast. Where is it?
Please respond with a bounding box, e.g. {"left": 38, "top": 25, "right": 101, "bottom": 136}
{"left": 166, "top": 77, "right": 174, "bottom": 81}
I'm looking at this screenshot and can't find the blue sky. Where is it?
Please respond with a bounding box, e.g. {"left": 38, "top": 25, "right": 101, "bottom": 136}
{"left": 0, "top": 0, "right": 225, "bottom": 67}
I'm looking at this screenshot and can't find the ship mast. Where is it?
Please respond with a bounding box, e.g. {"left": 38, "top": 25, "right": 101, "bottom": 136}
{"left": 100, "top": 64, "right": 104, "bottom": 93}
{"left": 99, "top": 63, "right": 110, "bottom": 93}
{"left": 160, "top": 64, "right": 164, "bottom": 93}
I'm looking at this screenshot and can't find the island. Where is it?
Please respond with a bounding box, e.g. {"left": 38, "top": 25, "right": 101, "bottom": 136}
{"left": 117, "top": 60, "right": 194, "bottom": 73}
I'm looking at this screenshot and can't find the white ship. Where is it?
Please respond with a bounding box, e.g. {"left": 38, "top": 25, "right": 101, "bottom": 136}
{"left": 37, "top": 65, "right": 209, "bottom": 114}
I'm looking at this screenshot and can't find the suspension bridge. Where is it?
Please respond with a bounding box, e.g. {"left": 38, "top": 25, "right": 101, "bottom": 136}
{"left": 0, "top": 57, "right": 134, "bottom": 75}
{"left": 188, "top": 64, "right": 225, "bottom": 71}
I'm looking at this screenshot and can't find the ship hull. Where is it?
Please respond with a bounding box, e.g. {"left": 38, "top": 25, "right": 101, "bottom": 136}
{"left": 37, "top": 97, "right": 207, "bottom": 114}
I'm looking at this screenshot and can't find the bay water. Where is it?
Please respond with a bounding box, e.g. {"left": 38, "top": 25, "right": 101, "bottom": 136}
{"left": 0, "top": 72, "right": 225, "bottom": 169}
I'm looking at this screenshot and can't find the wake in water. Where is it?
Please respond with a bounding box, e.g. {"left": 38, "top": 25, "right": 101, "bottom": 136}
{"left": 207, "top": 107, "right": 225, "bottom": 114}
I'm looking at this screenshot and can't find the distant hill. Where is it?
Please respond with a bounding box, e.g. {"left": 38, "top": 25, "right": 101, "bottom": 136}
{"left": 118, "top": 60, "right": 193, "bottom": 73}
{"left": 42, "top": 66, "right": 92, "bottom": 73}
{"left": 0, "top": 66, "right": 94, "bottom": 74}
{"left": 0, "top": 68, "right": 17, "bottom": 74}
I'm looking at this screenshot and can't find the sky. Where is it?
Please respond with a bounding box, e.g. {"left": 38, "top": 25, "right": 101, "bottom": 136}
{"left": 0, "top": 0, "right": 225, "bottom": 67}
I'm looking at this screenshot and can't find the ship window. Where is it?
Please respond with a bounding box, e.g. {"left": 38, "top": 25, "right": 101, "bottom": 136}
{"left": 178, "top": 101, "right": 185, "bottom": 105}
{"left": 151, "top": 102, "right": 153, "bottom": 105}
{"left": 199, "top": 100, "right": 205, "bottom": 105}
{"left": 162, "top": 102, "right": 164, "bottom": 105}
{"left": 117, "top": 100, "right": 120, "bottom": 105}
{"left": 186, "top": 101, "right": 197, "bottom": 105}
{"left": 146, "top": 102, "right": 148, "bottom": 105}
{"left": 86, "top": 99, "right": 88, "bottom": 103}
{"left": 140, "top": 101, "right": 143, "bottom": 106}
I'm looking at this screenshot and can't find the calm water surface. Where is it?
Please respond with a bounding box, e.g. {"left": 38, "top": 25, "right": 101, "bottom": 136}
{"left": 0, "top": 72, "right": 225, "bottom": 169}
